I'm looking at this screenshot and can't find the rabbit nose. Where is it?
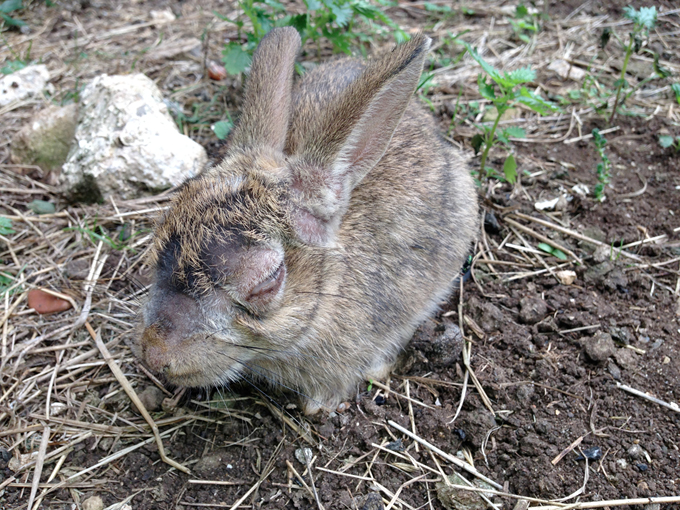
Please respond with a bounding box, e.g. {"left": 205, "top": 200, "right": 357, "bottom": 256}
{"left": 141, "top": 324, "right": 172, "bottom": 372}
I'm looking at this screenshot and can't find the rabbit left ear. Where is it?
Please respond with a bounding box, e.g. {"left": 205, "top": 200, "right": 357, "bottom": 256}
{"left": 231, "top": 27, "right": 301, "bottom": 152}
{"left": 288, "top": 34, "right": 431, "bottom": 246}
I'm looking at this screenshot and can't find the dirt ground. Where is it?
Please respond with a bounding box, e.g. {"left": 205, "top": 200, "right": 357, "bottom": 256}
{"left": 1, "top": 1, "right": 679, "bottom": 509}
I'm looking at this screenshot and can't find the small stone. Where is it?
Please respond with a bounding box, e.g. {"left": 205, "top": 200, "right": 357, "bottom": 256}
{"left": 607, "top": 361, "right": 621, "bottom": 380}
{"left": 592, "top": 245, "right": 611, "bottom": 262}
{"left": 518, "top": 296, "right": 547, "bottom": 324}
{"left": 437, "top": 472, "right": 494, "bottom": 510}
{"left": 27, "top": 289, "right": 72, "bottom": 315}
{"left": 0, "top": 65, "right": 49, "bottom": 106}
{"left": 616, "top": 458, "right": 628, "bottom": 470}
{"left": 355, "top": 492, "right": 384, "bottom": 510}
{"left": 137, "top": 386, "right": 165, "bottom": 412}
{"left": 583, "top": 331, "right": 615, "bottom": 362}
{"left": 602, "top": 268, "right": 628, "bottom": 291}
{"left": 628, "top": 444, "right": 643, "bottom": 460}
{"left": 61, "top": 73, "right": 207, "bottom": 200}
{"left": 193, "top": 449, "right": 228, "bottom": 475}
{"left": 10, "top": 104, "right": 78, "bottom": 178}
{"left": 613, "top": 347, "right": 638, "bottom": 369}
{"left": 576, "top": 446, "right": 602, "bottom": 461}
{"left": 207, "top": 61, "right": 227, "bottom": 81}
{"left": 82, "top": 495, "right": 104, "bottom": 510}
{"left": 555, "top": 270, "right": 576, "bottom": 285}
{"left": 295, "top": 448, "right": 313, "bottom": 465}
{"left": 584, "top": 261, "right": 614, "bottom": 285}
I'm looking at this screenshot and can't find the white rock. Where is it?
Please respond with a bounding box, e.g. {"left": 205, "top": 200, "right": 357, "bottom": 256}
{"left": 547, "top": 59, "right": 586, "bottom": 81}
{"left": 61, "top": 73, "right": 206, "bottom": 200}
{"left": 0, "top": 65, "right": 50, "bottom": 106}
{"left": 556, "top": 270, "right": 576, "bottom": 285}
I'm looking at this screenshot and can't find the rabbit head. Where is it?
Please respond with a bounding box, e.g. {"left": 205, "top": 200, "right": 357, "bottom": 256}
{"left": 135, "top": 27, "right": 478, "bottom": 413}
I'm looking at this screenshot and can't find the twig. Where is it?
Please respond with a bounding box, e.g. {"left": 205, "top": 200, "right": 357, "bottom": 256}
{"left": 85, "top": 322, "right": 190, "bottom": 473}
{"left": 387, "top": 420, "right": 502, "bottom": 490}
{"left": 27, "top": 426, "right": 50, "bottom": 510}
{"left": 616, "top": 383, "right": 680, "bottom": 413}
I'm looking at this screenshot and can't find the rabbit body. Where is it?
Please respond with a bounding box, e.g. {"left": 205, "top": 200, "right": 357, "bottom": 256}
{"left": 135, "top": 28, "right": 478, "bottom": 414}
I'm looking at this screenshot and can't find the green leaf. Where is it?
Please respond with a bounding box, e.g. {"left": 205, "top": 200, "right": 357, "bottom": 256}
{"left": 221, "top": 43, "right": 251, "bottom": 75}
{"left": 659, "top": 135, "right": 675, "bottom": 148}
{"left": 507, "top": 67, "right": 535, "bottom": 85}
{"left": 285, "top": 13, "right": 309, "bottom": 32}
{"left": 503, "top": 153, "right": 517, "bottom": 184}
{"left": 470, "top": 133, "right": 485, "bottom": 155}
{"left": 515, "top": 87, "right": 560, "bottom": 115}
{"left": 634, "top": 6, "right": 657, "bottom": 31}
{"left": 1, "top": 59, "right": 26, "bottom": 74}
{"left": 460, "top": 41, "right": 506, "bottom": 87}
{"left": 263, "top": 0, "right": 286, "bottom": 11}
{"left": 672, "top": 83, "right": 680, "bottom": 106}
{"left": 28, "top": 200, "right": 55, "bottom": 215}
{"left": 537, "top": 242, "right": 565, "bottom": 259}
{"left": 496, "top": 131, "right": 510, "bottom": 146}
{"left": 552, "top": 249, "right": 567, "bottom": 260}
{"left": 424, "top": 2, "right": 451, "bottom": 12}
{"left": 212, "top": 120, "right": 234, "bottom": 140}
{"left": 477, "top": 75, "right": 496, "bottom": 100}
{"left": 1, "top": 12, "right": 26, "bottom": 26}
{"left": 322, "top": 0, "right": 353, "bottom": 26}
{"left": 503, "top": 126, "right": 526, "bottom": 138}
{"left": 652, "top": 53, "right": 672, "bottom": 78}
{"left": 600, "top": 27, "right": 611, "bottom": 49}
{"left": 592, "top": 128, "right": 606, "bottom": 149}
{"left": 393, "top": 29, "right": 409, "bottom": 44}
{"left": 515, "top": 4, "right": 528, "bottom": 17}
{"left": 0, "top": 217, "right": 15, "bottom": 235}
{"left": 0, "top": 0, "right": 21, "bottom": 13}
{"left": 304, "top": 0, "right": 323, "bottom": 10}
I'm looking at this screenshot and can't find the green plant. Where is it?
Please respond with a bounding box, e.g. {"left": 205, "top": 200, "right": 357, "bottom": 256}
{"left": 537, "top": 243, "right": 567, "bottom": 260}
{"left": 212, "top": 118, "right": 235, "bottom": 140}
{"left": 608, "top": 6, "right": 657, "bottom": 124}
{"left": 507, "top": 4, "right": 539, "bottom": 44}
{"left": 461, "top": 41, "right": 559, "bottom": 182}
{"left": 218, "top": 0, "right": 407, "bottom": 76}
{"left": 0, "top": 0, "right": 26, "bottom": 28}
{"left": 659, "top": 134, "right": 680, "bottom": 151}
{"left": 0, "top": 216, "right": 15, "bottom": 236}
{"left": 0, "top": 35, "right": 31, "bottom": 74}
{"left": 65, "top": 220, "right": 140, "bottom": 252}
{"left": 592, "top": 128, "right": 611, "bottom": 201}
{"left": 671, "top": 83, "right": 680, "bottom": 105}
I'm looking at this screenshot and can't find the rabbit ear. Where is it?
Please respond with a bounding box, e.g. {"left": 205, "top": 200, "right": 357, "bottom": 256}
{"left": 231, "top": 27, "right": 301, "bottom": 151}
{"left": 290, "top": 33, "right": 431, "bottom": 245}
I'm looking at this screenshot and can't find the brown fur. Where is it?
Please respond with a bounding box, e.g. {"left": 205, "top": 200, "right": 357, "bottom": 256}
{"left": 134, "top": 28, "right": 478, "bottom": 414}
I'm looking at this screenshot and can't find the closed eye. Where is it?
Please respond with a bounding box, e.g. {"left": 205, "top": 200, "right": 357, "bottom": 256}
{"left": 246, "top": 262, "right": 285, "bottom": 302}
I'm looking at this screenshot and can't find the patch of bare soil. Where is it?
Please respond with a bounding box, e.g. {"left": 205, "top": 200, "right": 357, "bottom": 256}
{"left": 1, "top": 1, "right": 679, "bottom": 509}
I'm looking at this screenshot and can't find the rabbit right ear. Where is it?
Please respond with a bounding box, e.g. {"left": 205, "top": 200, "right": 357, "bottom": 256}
{"left": 231, "top": 27, "right": 301, "bottom": 152}
{"left": 288, "top": 34, "right": 431, "bottom": 246}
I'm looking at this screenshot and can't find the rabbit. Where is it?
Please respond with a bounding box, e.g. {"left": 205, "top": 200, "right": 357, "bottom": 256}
{"left": 133, "top": 27, "right": 478, "bottom": 414}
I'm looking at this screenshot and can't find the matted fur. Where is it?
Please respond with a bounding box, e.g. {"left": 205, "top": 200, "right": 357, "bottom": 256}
{"left": 134, "top": 28, "right": 478, "bottom": 414}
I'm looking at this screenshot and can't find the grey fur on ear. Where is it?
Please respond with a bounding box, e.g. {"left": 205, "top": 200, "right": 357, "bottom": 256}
{"left": 287, "top": 33, "right": 432, "bottom": 246}
{"left": 231, "top": 27, "right": 301, "bottom": 151}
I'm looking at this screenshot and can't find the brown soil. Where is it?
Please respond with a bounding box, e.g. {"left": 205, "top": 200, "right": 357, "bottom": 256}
{"left": 1, "top": 1, "right": 679, "bottom": 510}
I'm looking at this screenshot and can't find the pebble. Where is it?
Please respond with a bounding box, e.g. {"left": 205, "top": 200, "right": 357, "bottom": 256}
{"left": 27, "top": 289, "right": 72, "bottom": 315}
{"left": 137, "top": 385, "right": 165, "bottom": 413}
{"left": 82, "top": 495, "right": 104, "bottom": 510}
{"left": 518, "top": 296, "right": 548, "bottom": 325}
{"left": 627, "top": 444, "right": 643, "bottom": 460}
{"left": 583, "top": 331, "right": 615, "bottom": 362}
